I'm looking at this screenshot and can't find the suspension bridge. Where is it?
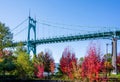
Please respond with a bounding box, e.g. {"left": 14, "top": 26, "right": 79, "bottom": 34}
{"left": 12, "top": 16, "right": 120, "bottom": 74}
{"left": 12, "top": 16, "right": 120, "bottom": 54}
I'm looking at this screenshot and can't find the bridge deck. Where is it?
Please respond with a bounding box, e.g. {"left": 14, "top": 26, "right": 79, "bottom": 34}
{"left": 13, "top": 30, "right": 120, "bottom": 46}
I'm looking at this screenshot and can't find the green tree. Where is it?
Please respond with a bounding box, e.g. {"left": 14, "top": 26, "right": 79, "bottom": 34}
{"left": 0, "top": 50, "right": 16, "bottom": 75}
{"left": 15, "top": 52, "right": 33, "bottom": 79}
{"left": 0, "top": 22, "right": 13, "bottom": 55}
{"left": 14, "top": 45, "right": 33, "bottom": 79}
{"left": 0, "top": 22, "right": 13, "bottom": 75}
{"left": 37, "top": 52, "right": 44, "bottom": 63}
{"left": 104, "top": 53, "right": 112, "bottom": 62}
{"left": 14, "top": 42, "right": 27, "bottom": 56}
{"left": 79, "top": 57, "right": 84, "bottom": 65}
{"left": 0, "top": 57, "right": 16, "bottom": 74}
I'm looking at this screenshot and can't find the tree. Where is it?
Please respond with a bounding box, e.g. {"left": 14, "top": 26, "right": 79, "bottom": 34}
{"left": 72, "top": 61, "right": 82, "bottom": 80}
{"left": 105, "top": 53, "right": 112, "bottom": 62}
{"left": 0, "top": 22, "right": 13, "bottom": 56}
{"left": 79, "top": 57, "right": 84, "bottom": 65}
{"left": 105, "top": 61, "right": 113, "bottom": 76}
{"left": 60, "top": 47, "right": 77, "bottom": 79}
{"left": 33, "top": 52, "right": 44, "bottom": 78}
{"left": 11, "top": 43, "right": 34, "bottom": 78}
{"left": 50, "top": 59, "right": 55, "bottom": 74}
{"left": 0, "top": 50, "right": 16, "bottom": 75}
{"left": 14, "top": 42, "right": 27, "bottom": 56}
{"left": 81, "top": 45, "right": 101, "bottom": 82}
{"left": 34, "top": 62, "right": 44, "bottom": 78}
{"left": 117, "top": 53, "right": 120, "bottom": 73}
{"left": 44, "top": 51, "right": 55, "bottom": 75}
{"left": 34, "top": 50, "right": 55, "bottom": 78}
{"left": 101, "top": 55, "right": 113, "bottom": 77}
{"left": 14, "top": 46, "right": 33, "bottom": 79}
{"left": 55, "top": 64, "right": 63, "bottom": 77}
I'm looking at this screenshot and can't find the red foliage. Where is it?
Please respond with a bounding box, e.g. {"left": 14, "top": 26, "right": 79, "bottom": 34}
{"left": 81, "top": 45, "right": 101, "bottom": 81}
{"left": 34, "top": 50, "right": 55, "bottom": 78}
{"left": 60, "top": 47, "right": 77, "bottom": 79}
{"left": 117, "top": 53, "right": 120, "bottom": 72}
{"left": 34, "top": 63, "right": 44, "bottom": 78}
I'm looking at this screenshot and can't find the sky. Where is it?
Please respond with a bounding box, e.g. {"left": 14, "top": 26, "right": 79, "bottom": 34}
{"left": 0, "top": 0, "right": 120, "bottom": 63}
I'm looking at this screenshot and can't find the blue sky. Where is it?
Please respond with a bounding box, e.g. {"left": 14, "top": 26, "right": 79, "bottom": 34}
{"left": 0, "top": 0, "right": 120, "bottom": 63}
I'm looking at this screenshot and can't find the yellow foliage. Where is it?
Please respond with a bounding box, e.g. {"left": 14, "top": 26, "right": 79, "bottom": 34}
{"left": 104, "top": 61, "right": 113, "bottom": 71}
{"left": 72, "top": 62, "right": 82, "bottom": 79}
{"left": 16, "top": 52, "right": 33, "bottom": 77}
{"left": 0, "top": 58, "right": 3, "bottom": 62}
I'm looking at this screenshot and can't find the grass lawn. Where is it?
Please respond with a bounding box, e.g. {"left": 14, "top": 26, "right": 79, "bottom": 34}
{"left": 108, "top": 73, "right": 120, "bottom": 79}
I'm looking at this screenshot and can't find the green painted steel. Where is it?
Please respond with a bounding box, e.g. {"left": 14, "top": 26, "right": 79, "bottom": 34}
{"left": 34, "top": 30, "right": 120, "bottom": 44}
{"left": 27, "top": 16, "right": 36, "bottom": 55}
{"left": 13, "top": 30, "right": 120, "bottom": 46}
{"left": 12, "top": 17, "right": 120, "bottom": 55}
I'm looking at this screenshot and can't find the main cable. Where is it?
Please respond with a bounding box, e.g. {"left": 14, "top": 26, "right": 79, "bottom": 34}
{"left": 38, "top": 22, "right": 85, "bottom": 32}
{"left": 38, "top": 18, "right": 120, "bottom": 32}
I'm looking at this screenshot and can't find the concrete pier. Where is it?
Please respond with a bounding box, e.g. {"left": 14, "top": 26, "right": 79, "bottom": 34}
{"left": 112, "top": 38, "right": 117, "bottom": 74}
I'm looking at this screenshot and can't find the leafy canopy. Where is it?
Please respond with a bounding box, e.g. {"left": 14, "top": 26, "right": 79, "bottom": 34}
{"left": 0, "top": 22, "right": 13, "bottom": 49}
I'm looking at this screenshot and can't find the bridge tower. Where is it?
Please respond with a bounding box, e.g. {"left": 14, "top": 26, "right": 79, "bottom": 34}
{"left": 27, "top": 16, "right": 36, "bottom": 55}
{"left": 112, "top": 37, "right": 117, "bottom": 74}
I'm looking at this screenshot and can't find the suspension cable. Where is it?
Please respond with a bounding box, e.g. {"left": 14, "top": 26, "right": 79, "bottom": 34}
{"left": 11, "top": 18, "right": 28, "bottom": 32}
{"left": 14, "top": 26, "right": 27, "bottom": 37}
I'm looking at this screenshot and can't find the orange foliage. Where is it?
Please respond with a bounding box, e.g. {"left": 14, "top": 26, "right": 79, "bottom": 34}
{"left": 50, "top": 59, "right": 55, "bottom": 74}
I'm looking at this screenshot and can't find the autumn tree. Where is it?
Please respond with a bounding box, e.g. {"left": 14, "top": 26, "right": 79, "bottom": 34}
{"left": 101, "top": 54, "right": 113, "bottom": 77}
{"left": 50, "top": 58, "right": 55, "bottom": 74}
{"left": 81, "top": 45, "right": 101, "bottom": 82}
{"left": 60, "top": 47, "right": 78, "bottom": 79}
{"left": 14, "top": 45, "right": 33, "bottom": 79}
{"left": 117, "top": 53, "right": 120, "bottom": 73}
{"left": 33, "top": 52, "right": 44, "bottom": 78}
{"left": 72, "top": 62, "right": 82, "bottom": 80}
{"left": 34, "top": 61, "right": 44, "bottom": 78}
{"left": 44, "top": 51, "right": 55, "bottom": 75}
{"left": 34, "top": 50, "right": 55, "bottom": 78}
